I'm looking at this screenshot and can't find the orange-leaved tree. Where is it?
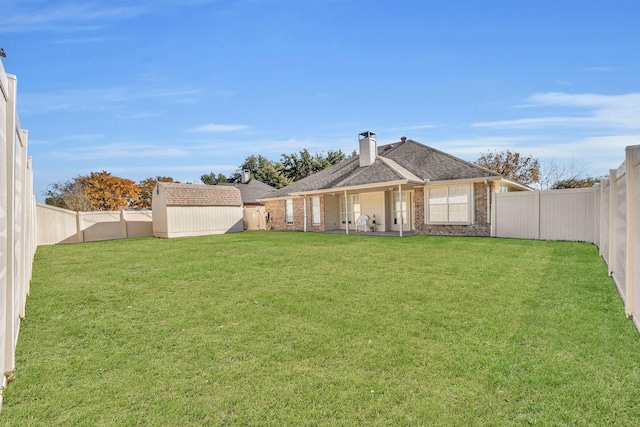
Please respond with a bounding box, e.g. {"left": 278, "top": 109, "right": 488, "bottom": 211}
{"left": 137, "top": 176, "right": 174, "bottom": 208}
{"left": 76, "top": 171, "right": 140, "bottom": 211}
{"left": 475, "top": 150, "right": 540, "bottom": 185}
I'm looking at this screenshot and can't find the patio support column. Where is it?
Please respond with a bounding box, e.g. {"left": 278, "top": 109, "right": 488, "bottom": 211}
{"left": 344, "top": 189, "right": 348, "bottom": 235}
{"left": 398, "top": 183, "right": 403, "bottom": 237}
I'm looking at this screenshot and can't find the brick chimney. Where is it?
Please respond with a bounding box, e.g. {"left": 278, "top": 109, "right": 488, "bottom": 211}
{"left": 358, "top": 131, "right": 377, "bottom": 167}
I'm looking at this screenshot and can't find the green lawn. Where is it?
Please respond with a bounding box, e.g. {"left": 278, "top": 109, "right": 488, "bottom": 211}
{"left": 2, "top": 232, "right": 639, "bottom": 426}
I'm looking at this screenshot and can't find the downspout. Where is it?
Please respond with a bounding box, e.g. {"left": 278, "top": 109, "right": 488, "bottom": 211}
{"left": 303, "top": 197, "right": 307, "bottom": 232}
{"left": 398, "top": 183, "right": 403, "bottom": 238}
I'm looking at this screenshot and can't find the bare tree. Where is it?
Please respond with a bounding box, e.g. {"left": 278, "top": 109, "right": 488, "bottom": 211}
{"left": 538, "top": 158, "right": 596, "bottom": 190}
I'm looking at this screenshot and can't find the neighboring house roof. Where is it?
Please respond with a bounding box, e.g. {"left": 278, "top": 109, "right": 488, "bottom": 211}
{"left": 156, "top": 182, "right": 242, "bottom": 207}
{"left": 218, "top": 179, "right": 275, "bottom": 204}
{"left": 263, "top": 139, "right": 509, "bottom": 199}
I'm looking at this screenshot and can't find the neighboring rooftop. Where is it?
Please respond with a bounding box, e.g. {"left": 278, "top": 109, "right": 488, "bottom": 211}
{"left": 218, "top": 178, "right": 275, "bottom": 204}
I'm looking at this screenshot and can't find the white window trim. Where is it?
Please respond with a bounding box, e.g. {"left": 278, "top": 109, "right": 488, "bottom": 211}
{"left": 425, "top": 184, "right": 473, "bottom": 225}
{"left": 311, "top": 196, "right": 321, "bottom": 226}
{"left": 285, "top": 199, "right": 294, "bottom": 225}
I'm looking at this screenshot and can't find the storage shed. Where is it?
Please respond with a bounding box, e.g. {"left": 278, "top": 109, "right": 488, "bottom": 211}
{"left": 152, "top": 182, "right": 243, "bottom": 238}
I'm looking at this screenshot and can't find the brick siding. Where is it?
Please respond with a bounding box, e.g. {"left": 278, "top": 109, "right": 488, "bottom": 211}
{"left": 414, "top": 182, "right": 492, "bottom": 237}
{"left": 265, "top": 197, "right": 325, "bottom": 232}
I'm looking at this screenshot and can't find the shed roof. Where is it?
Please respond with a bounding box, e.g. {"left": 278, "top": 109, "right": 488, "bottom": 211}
{"left": 156, "top": 182, "right": 242, "bottom": 207}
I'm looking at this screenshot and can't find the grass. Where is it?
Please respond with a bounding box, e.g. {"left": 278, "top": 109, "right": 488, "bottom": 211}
{"left": 1, "top": 232, "right": 640, "bottom": 426}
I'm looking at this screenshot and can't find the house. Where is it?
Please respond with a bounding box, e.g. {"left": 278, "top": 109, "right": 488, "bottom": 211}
{"left": 152, "top": 182, "right": 243, "bottom": 238}
{"left": 258, "top": 131, "right": 530, "bottom": 237}
{"left": 218, "top": 170, "right": 275, "bottom": 231}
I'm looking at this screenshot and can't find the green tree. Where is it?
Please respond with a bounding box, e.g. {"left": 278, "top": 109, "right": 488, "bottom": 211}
{"left": 281, "top": 149, "right": 346, "bottom": 181}
{"left": 475, "top": 150, "right": 540, "bottom": 185}
{"left": 200, "top": 173, "right": 229, "bottom": 186}
{"left": 551, "top": 177, "right": 601, "bottom": 189}
{"left": 239, "top": 155, "right": 292, "bottom": 188}
{"left": 202, "top": 149, "right": 346, "bottom": 189}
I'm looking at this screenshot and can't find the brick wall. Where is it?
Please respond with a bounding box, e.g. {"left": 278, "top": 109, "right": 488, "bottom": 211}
{"left": 414, "top": 182, "right": 492, "bottom": 237}
{"left": 264, "top": 197, "right": 325, "bottom": 232}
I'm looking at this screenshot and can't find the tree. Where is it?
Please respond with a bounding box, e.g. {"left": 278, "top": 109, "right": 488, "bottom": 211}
{"left": 551, "top": 177, "right": 601, "bottom": 189}
{"left": 475, "top": 150, "right": 540, "bottom": 185}
{"left": 538, "top": 158, "right": 599, "bottom": 190}
{"left": 75, "top": 171, "right": 140, "bottom": 211}
{"left": 202, "top": 149, "right": 347, "bottom": 189}
{"left": 281, "top": 149, "right": 346, "bottom": 181}
{"left": 44, "top": 180, "right": 92, "bottom": 211}
{"left": 239, "top": 155, "right": 292, "bottom": 188}
{"left": 137, "top": 176, "right": 174, "bottom": 208}
{"left": 200, "top": 173, "right": 229, "bottom": 186}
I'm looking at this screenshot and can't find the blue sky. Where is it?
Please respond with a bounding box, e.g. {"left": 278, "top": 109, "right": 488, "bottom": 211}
{"left": 2, "top": 0, "right": 639, "bottom": 200}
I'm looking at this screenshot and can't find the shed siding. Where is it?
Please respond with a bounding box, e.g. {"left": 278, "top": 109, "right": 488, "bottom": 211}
{"left": 164, "top": 206, "right": 243, "bottom": 238}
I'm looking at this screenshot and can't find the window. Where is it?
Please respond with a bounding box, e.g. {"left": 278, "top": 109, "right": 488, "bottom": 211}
{"left": 427, "top": 185, "right": 471, "bottom": 224}
{"left": 341, "top": 196, "right": 349, "bottom": 224}
{"left": 285, "top": 199, "right": 294, "bottom": 225}
{"left": 311, "top": 196, "right": 321, "bottom": 225}
{"left": 352, "top": 195, "right": 360, "bottom": 223}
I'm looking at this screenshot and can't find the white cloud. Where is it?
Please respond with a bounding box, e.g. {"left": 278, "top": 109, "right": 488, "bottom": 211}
{"left": 2, "top": 3, "right": 147, "bottom": 33}
{"left": 187, "top": 124, "right": 250, "bottom": 133}
{"left": 49, "top": 143, "right": 191, "bottom": 161}
{"left": 20, "top": 86, "right": 202, "bottom": 115}
{"left": 473, "top": 92, "right": 640, "bottom": 130}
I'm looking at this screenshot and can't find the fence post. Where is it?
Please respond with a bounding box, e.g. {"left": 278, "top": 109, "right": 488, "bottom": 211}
{"left": 625, "top": 147, "right": 635, "bottom": 318}
{"left": 534, "top": 190, "right": 541, "bottom": 240}
{"left": 120, "top": 210, "right": 128, "bottom": 239}
{"left": 600, "top": 179, "right": 607, "bottom": 259}
{"left": 76, "top": 211, "right": 84, "bottom": 243}
{"left": 3, "top": 73, "right": 17, "bottom": 381}
{"left": 608, "top": 169, "right": 617, "bottom": 276}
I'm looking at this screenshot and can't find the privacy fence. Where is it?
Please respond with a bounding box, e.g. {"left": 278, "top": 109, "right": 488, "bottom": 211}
{"left": 36, "top": 204, "right": 153, "bottom": 245}
{"left": 1, "top": 60, "right": 36, "bottom": 410}
{"left": 493, "top": 144, "right": 640, "bottom": 333}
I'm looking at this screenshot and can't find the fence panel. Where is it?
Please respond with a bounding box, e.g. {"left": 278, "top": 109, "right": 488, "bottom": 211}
{"left": 631, "top": 148, "right": 640, "bottom": 329}
{"left": 36, "top": 204, "right": 154, "bottom": 245}
{"left": 493, "top": 191, "right": 539, "bottom": 239}
{"left": 1, "top": 61, "right": 35, "bottom": 411}
{"left": 612, "top": 167, "right": 627, "bottom": 300}
{"left": 82, "top": 211, "right": 125, "bottom": 242}
{"left": 599, "top": 179, "right": 611, "bottom": 265}
{"left": 125, "top": 210, "right": 153, "bottom": 238}
{"left": 494, "top": 188, "right": 595, "bottom": 242}
{"left": 539, "top": 189, "right": 595, "bottom": 242}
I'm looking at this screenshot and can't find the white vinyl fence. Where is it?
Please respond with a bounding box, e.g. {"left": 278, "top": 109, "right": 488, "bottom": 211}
{"left": 1, "top": 60, "right": 36, "bottom": 410}
{"left": 493, "top": 144, "right": 640, "bottom": 332}
{"left": 36, "top": 204, "right": 153, "bottom": 245}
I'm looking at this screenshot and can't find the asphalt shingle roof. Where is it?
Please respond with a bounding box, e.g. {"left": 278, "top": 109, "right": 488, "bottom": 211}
{"left": 265, "top": 139, "right": 502, "bottom": 198}
{"left": 157, "top": 182, "right": 242, "bottom": 207}
{"left": 218, "top": 179, "right": 276, "bottom": 204}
